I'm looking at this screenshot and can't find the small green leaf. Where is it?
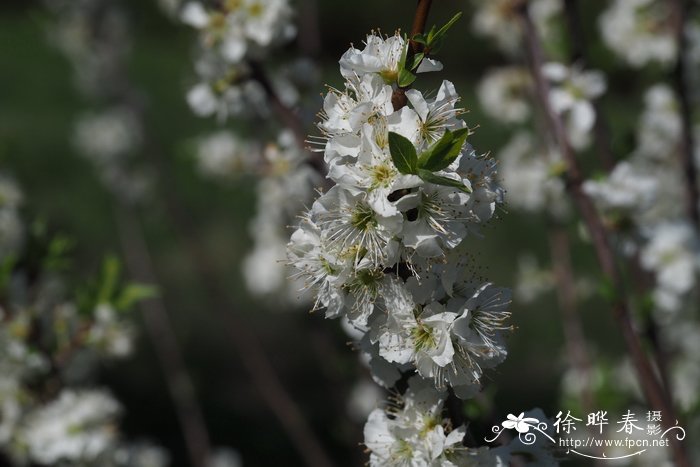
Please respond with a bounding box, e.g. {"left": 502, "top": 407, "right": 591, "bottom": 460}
{"left": 426, "top": 24, "right": 437, "bottom": 43}
{"left": 411, "top": 33, "right": 428, "bottom": 46}
{"left": 417, "top": 169, "right": 472, "bottom": 193}
{"left": 115, "top": 283, "right": 159, "bottom": 311}
{"left": 433, "top": 12, "right": 463, "bottom": 42}
{"left": 388, "top": 132, "right": 418, "bottom": 174}
{"left": 417, "top": 128, "right": 469, "bottom": 172}
{"left": 410, "top": 52, "right": 425, "bottom": 71}
{"left": 398, "top": 68, "right": 417, "bottom": 87}
{"left": 97, "top": 255, "right": 121, "bottom": 305}
{"left": 598, "top": 277, "right": 618, "bottom": 303}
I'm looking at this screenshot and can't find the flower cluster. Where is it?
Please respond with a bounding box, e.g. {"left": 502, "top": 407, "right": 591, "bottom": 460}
{"left": 286, "top": 30, "right": 535, "bottom": 464}
{"left": 584, "top": 84, "right": 700, "bottom": 314}
{"left": 470, "top": 0, "right": 562, "bottom": 55}
{"left": 599, "top": 0, "right": 677, "bottom": 68}
{"left": 364, "top": 377, "right": 502, "bottom": 466}
{"left": 181, "top": 0, "right": 295, "bottom": 64}
{"left": 0, "top": 175, "right": 168, "bottom": 466}
{"left": 181, "top": 0, "right": 300, "bottom": 122}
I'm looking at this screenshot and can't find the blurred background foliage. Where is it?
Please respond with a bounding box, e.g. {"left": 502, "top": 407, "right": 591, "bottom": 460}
{"left": 0, "top": 0, "right": 661, "bottom": 465}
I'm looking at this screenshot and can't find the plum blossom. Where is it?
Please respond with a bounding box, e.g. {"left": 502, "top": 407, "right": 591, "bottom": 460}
{"left": 542, "top": 62, "right": 606, "bottom": 149}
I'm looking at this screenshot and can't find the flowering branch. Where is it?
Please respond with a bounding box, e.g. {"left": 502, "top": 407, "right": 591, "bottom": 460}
{"left": 516, "top": 4, "right": 690, "bottom": 466}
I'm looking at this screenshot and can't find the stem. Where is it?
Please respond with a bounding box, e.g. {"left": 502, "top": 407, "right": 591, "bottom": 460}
{"left": 114, "top": 205, "right": 212, "bottom": 467}
{"left": 563, "top": 0, "right": 675, "bottom": 400}
{"left": 516, "top": 5, "right": 690, "bottom": 466}
{"left": 392, "top": 0, "right": 434, "bottom": 110}
{"left": 547, "top": 227, "right": 595, "bottom": 414}
{"left": 669, "top": 0, "right": 700, "bottom": 227}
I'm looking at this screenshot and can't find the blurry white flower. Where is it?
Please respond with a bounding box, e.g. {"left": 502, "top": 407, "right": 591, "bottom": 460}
{"left": 599, "top": 0, "right": 677, "bottom": 68}
{"left": 478, "top": 66, "right": 532, "bottom": 124}
{"left": 583, "top": 161, "right": 658, "bottom": 214}
{"left": 74, "top": 108, "right": 142, "bottom": 163}
{"left": 113, "top": 441, "right": 171, "bottom": 467}
{"left": 498, "top": 131, "right": 569, "bottom": 218}
{"left": 347, "top": 379, "right": 383, "bottom": 423}
{"left": 0, "top": 177, "right": 24, "bottom": 259}
{"left": 181, "top": 0, "right": 295, "bottom": 63}
{"left": 471, "top": 0, "right": 561, "bottom": 54}
{"left": 208, "top": 447, "right": 242, "bottom": 467}
{"left": 543, "top": 62, "right": 606, "bottom": 149}
{"left": 640, "top": 222, "right": 700, "bottom": 313}
{"left": 22, "top": 389, "right": 121, "bottom": 465}
{"left": 89, "top": 304, "right": 134, "bottom": 358}
{"left": 514, "top": 254, "right": 555, "bottom": 303}
{"left": 634, "top": 84, "right": 681, "bottom": 160}
{"left": 195, "top": 131, "right": 259, "bottom": 178}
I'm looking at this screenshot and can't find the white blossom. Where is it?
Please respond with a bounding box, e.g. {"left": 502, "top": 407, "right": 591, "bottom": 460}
{"left": 599, "top": 0, "right": 677, "bottom": 68}
{"left": 542, "top": 62, "right": 606, "bottom": 149}
{"left": 22, "top": 389, "right": 121, "bottom": 465}
{"left": 477, "top": 67, "right": 532, "bottom": 125}
{"left": 498, "top": 131, "right": 569, "bottom": 219}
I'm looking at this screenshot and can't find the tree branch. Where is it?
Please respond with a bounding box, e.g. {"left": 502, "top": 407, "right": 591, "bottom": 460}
{"left": 516, "top": 4, "right": 689, "bottom": 466}
{"left": 114, "top": 205, "right": 212, "bottom": 467}
{"left": 392, "top": 0, "right": 434, "bottom": 110}
{"left": 669, "top": 0, "right": 700, "bottom": 227}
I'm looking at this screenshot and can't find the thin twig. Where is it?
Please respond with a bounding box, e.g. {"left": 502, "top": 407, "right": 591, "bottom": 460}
{"left": 392, "top": 0, "right": 434, "bottom": 110}
{"left": 547, "top": 227, "right": 595, "bottom": 414}
{"left": 114, "top": 205, "right": 212, "bottom": 467}
{"left": 516, "top": 4, "right": 690, "bottom": 466}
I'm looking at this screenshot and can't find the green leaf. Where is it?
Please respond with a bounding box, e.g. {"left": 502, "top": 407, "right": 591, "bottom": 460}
{"left": 398, "top": 68, "right": 417, "bottom": 87}
{"left": 597, "top": 277, "right": 618, "bottom": 303}
{"left": 115, "top": 283, "right": 159, "bottom": 311}
{"left": 96, "top": 255, "right": 121, "bottom": 305}
{"left": 410, "top": 52, "right": 425, "bottom": 71}
{"left": 417, "top": 169, "right": 472, "bottom": 193}
{"left": 417, "top": 128, "right": 469, "bottom": 172}
{"left": 433, "top": 12, "right": 463, "bottom": 42}
{"left": 423, "top": 12, "right": 463, "bottom": 55}
{"left": 411, "top": 33, "right": 428, "bottom": 46}
{"left": 388, "top": 132, "right": 418, "bottom": 174}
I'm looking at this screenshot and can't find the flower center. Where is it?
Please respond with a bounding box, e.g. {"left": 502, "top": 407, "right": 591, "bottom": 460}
{"left": 412, "top": 321, "right": 437, "bottom": 352}
{"left": 351, "top": 203, "right": 377, "bottom": 231}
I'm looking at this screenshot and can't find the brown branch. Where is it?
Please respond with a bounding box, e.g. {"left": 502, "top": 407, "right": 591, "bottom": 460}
{"left": 547, "top": 227, "right": 596, "bottom": 414}
{"left": 564, "top": 0, "right": 678, "bottom": 400}
{"left": 516, "top": 4, "right": 690, "bottom": 466}
{"left": 669, "top": 0, "right": 700, "bottom": 227}
{"left": 392, "top": 0, "right": 434, "bottom": 110}
{"left": 114, "top": 205, "right": 212, "bottom": 467}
